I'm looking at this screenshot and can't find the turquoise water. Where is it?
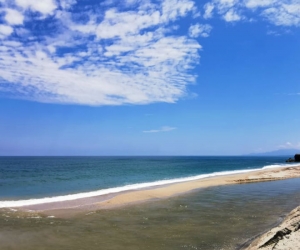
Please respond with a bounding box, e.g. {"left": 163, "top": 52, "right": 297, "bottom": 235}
{"left": 0, "top": 156, "right": 295, "bottom": 202}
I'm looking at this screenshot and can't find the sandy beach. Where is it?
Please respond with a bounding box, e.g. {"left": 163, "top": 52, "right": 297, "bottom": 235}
{"left": 18, "top": 165, "right": 300, "bottom": 218}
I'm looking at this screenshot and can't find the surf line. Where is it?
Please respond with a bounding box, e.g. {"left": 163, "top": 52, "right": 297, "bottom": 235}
{"left": 0, "top": 163, "right": 295, "bottom": 208}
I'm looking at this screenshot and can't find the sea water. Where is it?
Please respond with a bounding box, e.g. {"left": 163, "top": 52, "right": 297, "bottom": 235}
{"left": 0, "top": 156, "right": 297, "bottom": 205}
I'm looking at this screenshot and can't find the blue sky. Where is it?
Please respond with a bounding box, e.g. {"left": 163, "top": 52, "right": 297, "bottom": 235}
{"left": 0, "top": 0, "right": 299, "bottom": 156}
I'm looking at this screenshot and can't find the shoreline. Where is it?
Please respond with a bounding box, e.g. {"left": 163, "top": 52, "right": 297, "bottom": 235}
{"left": 243, "top": 205, "right": 300, "bottom": 250}
{"left": 4, "top": 163, "right": 296, "bottom": 208}
{"left": 11, "top": 165, "right": 300, "bottom": 217}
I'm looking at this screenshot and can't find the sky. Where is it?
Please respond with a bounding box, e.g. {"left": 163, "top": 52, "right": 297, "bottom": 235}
{"left": 0, "top": 0, "right": 299, "bottom": 156}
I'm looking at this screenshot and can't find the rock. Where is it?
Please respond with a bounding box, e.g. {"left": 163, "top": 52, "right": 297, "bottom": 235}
{"left": 286, "top": 158, "right": 295, "bottom": 163}
{"left": 285, "top": 154, "right": 300, "bottom": 163}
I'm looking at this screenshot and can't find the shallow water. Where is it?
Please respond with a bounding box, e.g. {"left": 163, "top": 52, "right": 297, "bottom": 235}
{"left": 1, "top": 178, "right": 300, "bottom": 250}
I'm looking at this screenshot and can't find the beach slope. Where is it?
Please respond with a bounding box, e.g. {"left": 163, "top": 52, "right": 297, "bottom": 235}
{"left": 245, "top": 206, "right": 300, "bottom": 250}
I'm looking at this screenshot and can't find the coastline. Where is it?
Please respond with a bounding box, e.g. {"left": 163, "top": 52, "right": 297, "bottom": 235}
{"left": 12, "top": 165, "right": 300, "bottom": 217}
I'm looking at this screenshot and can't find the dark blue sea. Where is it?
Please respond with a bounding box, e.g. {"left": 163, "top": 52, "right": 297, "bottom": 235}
{"left": 0, "top": 156, "right": 295, "bottom": 206}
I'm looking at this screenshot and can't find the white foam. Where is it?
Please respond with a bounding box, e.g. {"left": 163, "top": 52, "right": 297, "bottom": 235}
{"left": 262, "top": 163, "right": 300, "bottom": 170}
{"left": 0, "top": 163, "right": 296, "bottom": 208}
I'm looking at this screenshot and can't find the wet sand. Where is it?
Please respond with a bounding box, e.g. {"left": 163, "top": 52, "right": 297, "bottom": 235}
{"left": 18, "top": 165, "right": 300, "bottom": 217}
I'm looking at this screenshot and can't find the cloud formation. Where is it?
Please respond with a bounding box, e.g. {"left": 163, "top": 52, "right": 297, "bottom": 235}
{"left": 143, "top": 126, "right": 177, "bottom": 133}
{"left": 1, "top": 0, "right": 300, "bottom": 106}
{"left": 0, "top": 0, "right": 201, "bottom": 105}
{"left": 203, "top": 0, "right": 300, "bottom": 26}
{"left": 4, "top": 9, "right": 24, "bottom": 25}
{"left": 189, "top": 23, "right": 212, "bottom": 37}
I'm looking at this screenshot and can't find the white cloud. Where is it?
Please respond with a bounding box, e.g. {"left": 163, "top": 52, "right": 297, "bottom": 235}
{"left": 96, "top": 9, "right": 161, "bottom": 40}
{"left": 203, "top": 0, "right": 243, "bottom": 22}
{"left": 0, "top": 0, "right": 202, "bottom": 106}
{"left": 223, "top": 9, "right": 242, "bottom": 21}
{"left": 189, "top": 23, "right": 212, "bottom": 37}
{"left": 4, "top": 9, "right": 24, "bottom": 25}
{"left": 203, "top": 0, "right": 300, "bottom": 27}
{"left": 263, "top": 3, "right": 300, "bottom": 26}
{"left": 217, "top": 0, "right": 238, "bottom": 11}
{"left": 245, "top": 0, "right": 276, "bottom": 9}
{"left": 203, "top": 2, "right": 215, "bottom": 18}
{"left": 0, "top": 24, "right": 13, "bottom": 36}
{"left": 161, "top": 0, "right": 195, "bottom": 21}
{"left": 2, "top": 0, "right": 298, "bottom": 107}
{"left": 15, "top": 0, "right": 57, "bottom": 15}
{"left": 60, "top": 0, "right": 77, "bottom": 10}
{"left": 143, "top": 126, "right": 177, "bottom": 133}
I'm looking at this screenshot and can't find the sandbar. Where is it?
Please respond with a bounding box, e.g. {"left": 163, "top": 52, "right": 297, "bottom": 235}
{"left": 17, "top": 165, "right": 300, "bottom": 218}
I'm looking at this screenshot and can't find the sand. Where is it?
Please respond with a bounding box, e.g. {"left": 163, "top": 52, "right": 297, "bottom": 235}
{"left": 244, "top": 206, "right": 300, "bottom": 250}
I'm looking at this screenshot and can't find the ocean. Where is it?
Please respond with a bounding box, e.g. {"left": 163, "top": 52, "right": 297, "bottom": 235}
{"left": 0, "top": 156, "right": 298, "bottom": 205}
{"left": 1, "top": 156, "right": 300, "bottom": 250}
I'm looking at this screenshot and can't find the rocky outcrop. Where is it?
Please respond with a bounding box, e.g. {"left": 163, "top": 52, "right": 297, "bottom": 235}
{"left": 286, "top": 154, "right": 300, "bottom": 163}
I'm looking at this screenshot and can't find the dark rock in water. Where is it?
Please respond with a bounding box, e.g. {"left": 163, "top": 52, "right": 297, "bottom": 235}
{"left": 286, "top": 158, "right": 295, "bottom": 163}
{"left": 286, "top": 154, "right": 300, "bottom": 162}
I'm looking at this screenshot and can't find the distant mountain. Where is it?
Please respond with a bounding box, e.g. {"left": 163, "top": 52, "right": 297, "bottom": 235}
{"left": 248, "top": 149, "right": 300, "bottom": 156}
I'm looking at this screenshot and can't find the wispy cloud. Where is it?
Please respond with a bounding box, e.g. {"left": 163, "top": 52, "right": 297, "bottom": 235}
{"left": 278, "top": 142, "right": 300, "bottom": 149}
{"left": 189, "top": 23, "right": 212, "bottom": 38}
{"left": 0, "top": 0, "right": 203, "bottom": 106}
{"left": 203, "top": 0, "right": 300, "bottom": 26}
{"left": 1, "top": 0, "right": 299, "bottom": 106}
{"left": 203, "top": 2, "right": 215, "bottom": 19}
{"left": 143, "top": 126, "right": 177, "bottom": 133}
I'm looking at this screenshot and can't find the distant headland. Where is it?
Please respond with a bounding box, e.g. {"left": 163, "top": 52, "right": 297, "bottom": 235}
{"left": 247, "top": 149, "right": 300, "bottom": 157}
